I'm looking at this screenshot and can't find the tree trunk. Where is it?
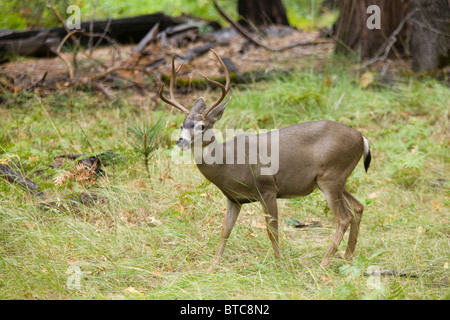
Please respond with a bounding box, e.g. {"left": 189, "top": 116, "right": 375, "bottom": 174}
{"left": 238, "top": 0, "right": 290, "bottom": 27}
{"left": 334, "top": 0, "right": 410, "bottom": 58}
{"left": 409, "top": 0, "right": 450, "bottom": 72}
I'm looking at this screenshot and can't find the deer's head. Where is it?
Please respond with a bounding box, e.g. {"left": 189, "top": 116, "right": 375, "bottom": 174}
{"left": 159, "top": 50, "right": 231, "bottom": 151}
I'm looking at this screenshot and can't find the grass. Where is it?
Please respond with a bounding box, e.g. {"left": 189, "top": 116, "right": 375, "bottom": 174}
{"left": 0, "top": 55, "right": 449, "bottom": 300}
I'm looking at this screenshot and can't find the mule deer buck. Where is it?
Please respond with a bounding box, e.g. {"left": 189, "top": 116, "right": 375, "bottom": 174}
{"left": 159, "top": 50, "right": 371, "bottom": 268}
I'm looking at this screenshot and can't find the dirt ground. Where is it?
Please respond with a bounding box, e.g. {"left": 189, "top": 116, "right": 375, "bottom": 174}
{"left": 0, "top": 27, "right": 333, "bottom": 90}
{"left": 1, "top": 24, "right": 419, "bottom": 109}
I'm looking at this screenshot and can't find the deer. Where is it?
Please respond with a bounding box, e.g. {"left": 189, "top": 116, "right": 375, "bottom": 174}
{"left": 159, "top": 50, "right": 371, "bottom": 268}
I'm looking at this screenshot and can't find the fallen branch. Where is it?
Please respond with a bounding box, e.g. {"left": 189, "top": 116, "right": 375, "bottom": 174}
{"left": 48, "top": 23, "right": 146, "bottom": 99}
{"left": 50, "top": 48, "right": 74, "bottom": 79}
{"left": 364, "top": 269, "right": 418, "bottom": 278}
{"left": 132, "top": 22, "right": 160, "bottom": 54}
{"left": 50, "top": 151, "right": 118, "bottom": 172}
{"left": 92, "top": 17, "right": 112, "bottom": 51}
{"left": 0, "top": 163, "right": 45, "bottom": 196}
{"left": 0, "top": 161, "right": 108, "bottom": 210}
{"left": 123, "top": 23, "right": 161, "bottom": 67}
{"left": 213, "top": 0, "right": 274, "bottom": 51}
{"left": 90, "top": 82, "right": 116, "bottom": 100}
{"left": 87, "top": 66, "right": 149, "bottom": 81}
{"left": 47, "top": 0, "right": 71, "bottom": 33}
{"left": 27, "top": 71, "right": 48, "bottom": 92}
{"left": 213, "top": 0, "right": 328, "bottom": 52}
{"left": 179, "top": 42, "right": 228, "bottom": 62}
{"left": 56, "top": 30, "right": 78, "bottom": 52}
{"left": 55, "top": 29, "right": 120, "bottom": 58}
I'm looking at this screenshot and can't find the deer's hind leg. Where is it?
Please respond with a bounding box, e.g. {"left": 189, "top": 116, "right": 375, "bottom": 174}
{"left": 317, "top": 179, "right": 353, "bottom": 268}
{"left": 260, "top": 192, "right": 281, "bottom": 260}
{"left": 343, "top": 187, "right": 364, "bottom": 261}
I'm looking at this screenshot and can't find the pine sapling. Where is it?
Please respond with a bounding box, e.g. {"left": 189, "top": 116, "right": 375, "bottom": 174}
{"left": 127, "top": 117, "right": 163, "bottom": 181}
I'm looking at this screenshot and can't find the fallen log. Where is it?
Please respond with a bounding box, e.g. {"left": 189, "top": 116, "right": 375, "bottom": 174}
{"left": 364, "top": 269, "right": 418, "bottom": 278}
{"left": 50, "top": 151, "right": 118, "bottom": 172}
{"left": 0, "top": 163, "right": 45, "bottom": 196}
{"left": 0, "top": 156, "right": 109, "bottom": 211}
{"left": 0, "top": 31, "right": 61, "bottom": 62}
{"left": 178, "top": 41, "right": 229, "bottom": 62}
{"left": 0, "top": 12, "right": 188, "bottom": 62}
{"left": 0, "top": 12, "right": 182, "bottom": 43}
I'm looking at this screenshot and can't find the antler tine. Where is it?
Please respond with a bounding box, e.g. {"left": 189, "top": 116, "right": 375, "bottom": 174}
{"left": 159, "top": 56, "right": 189, "bottom": 115}
{"left": 202, "top": 49, "right": 230, "bottom": 118}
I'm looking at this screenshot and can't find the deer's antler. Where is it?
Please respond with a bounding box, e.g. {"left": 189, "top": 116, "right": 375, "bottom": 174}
{"left": 159, "top": 56, "right": 190, "bottom": 115}
{"left": 201, "top": 49, "right": 230, "bottom": 120}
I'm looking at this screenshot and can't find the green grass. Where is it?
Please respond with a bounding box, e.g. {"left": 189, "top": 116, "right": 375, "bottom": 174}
{"left": 1, "top": 56, "right": 449, "bottom": 299}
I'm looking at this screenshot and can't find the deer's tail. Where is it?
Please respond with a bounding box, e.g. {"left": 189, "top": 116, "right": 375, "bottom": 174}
{"left": 362, "top": 136, "right": 371, "bottom": 173}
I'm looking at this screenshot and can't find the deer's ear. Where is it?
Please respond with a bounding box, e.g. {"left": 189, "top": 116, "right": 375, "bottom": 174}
{"left": 191, "top": 97, "right": 206, "bottom": 113}
{"left": 206, "top": 97, "right": 231, "bottom": 123}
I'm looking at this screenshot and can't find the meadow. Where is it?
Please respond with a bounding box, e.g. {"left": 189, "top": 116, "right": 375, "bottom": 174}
{"left": 0, "top": 0, "right": 449, "bottom": 300}
{"left": 0, "top": 54, "right": 448, "bottom": 299}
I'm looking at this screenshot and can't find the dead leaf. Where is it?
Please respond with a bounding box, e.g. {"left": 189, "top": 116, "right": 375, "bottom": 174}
{"left": 125, "top": 286, "right": 144, "bottom": 296}
{"left": 52, "top": 170, "right": 74, "bottom": 186}
{"left": 323, "top": 75, "right": 332, "bottom": 86}
{"left": 360, "top": 71, "right": 374, "bottom": 88}
{"left": 252, "top": 220, "right": 266, "bottom": 229}
{"left": 368, "top": 191, "right": 380, "bottom": 199}
{"left": 430, "top": 200, "right": 443, "bottom": 211}
{"left": 321, "top": 274, "right": 330, "bottom": 282}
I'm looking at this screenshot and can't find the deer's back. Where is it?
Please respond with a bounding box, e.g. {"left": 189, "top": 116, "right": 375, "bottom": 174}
{"left": 273, "top": 120, "right": 364, "bottom": 197}
{"left": 198, "top": 120, "right": 364, "bottom": 203}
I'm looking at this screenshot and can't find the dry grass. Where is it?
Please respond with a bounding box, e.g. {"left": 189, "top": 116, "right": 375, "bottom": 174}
{"left": 0, "top": 54, "right": 449, "bottom": 300}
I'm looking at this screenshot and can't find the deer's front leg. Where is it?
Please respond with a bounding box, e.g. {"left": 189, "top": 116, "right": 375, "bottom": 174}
{"left": 261, "top": 193, "right": 281, "bottom": 260}
{"left": 211, "top": 199, "right": 241, "bottom": 269}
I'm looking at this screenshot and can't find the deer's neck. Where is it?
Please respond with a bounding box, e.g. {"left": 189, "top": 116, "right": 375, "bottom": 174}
{"left": 192, "top": 134, "right": 224, "bottom": 172}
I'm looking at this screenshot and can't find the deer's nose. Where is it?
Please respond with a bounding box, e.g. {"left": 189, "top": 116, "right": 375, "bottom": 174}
{"left": 177, "top": 137, "right": 183, "bottom": 145}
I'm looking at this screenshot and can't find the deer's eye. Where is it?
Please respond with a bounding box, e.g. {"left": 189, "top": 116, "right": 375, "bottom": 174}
{"left": 180, "top": 124, "right": 183, "bottom": 129}
{"left": 195, "top": 123, "right": 206, "bottom": 132}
